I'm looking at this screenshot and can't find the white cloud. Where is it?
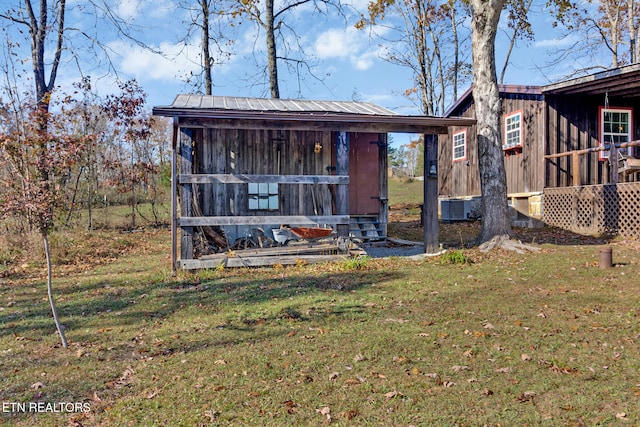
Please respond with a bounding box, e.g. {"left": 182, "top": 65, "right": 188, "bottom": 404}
{"left": 314, "top": 27, "right": 379, "bottom": 71}
{"left": 108, "top": 40, "right": 204, "bottom": 82}
{"left": 535, "top": 34, "right": 580, "bottom": 49}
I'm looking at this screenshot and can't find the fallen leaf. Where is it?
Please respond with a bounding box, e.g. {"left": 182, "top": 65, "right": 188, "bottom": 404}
{"left": 517, "top": 391, "right": 536, "bottom": 402}
{"left": 341, "top": 410, "right": 359, "bottom": 421}
{"left": 286, "top": 330, "right": 297, "bottom": 338}
{"left": 214, "top": 359, "right": 227, "bottom": 365}
{"left": 384, "top": 390, "right": 401, "bottom": 399}
{"left": 203, "top": 409, "right": 219, "bottom": 421}
{"left": 353, "top": 353, "right": 367, "bottom": 362}
{"left": 329, "top": 372, "right": 339, "bottom": 381}
{"left": 616, "top": 412, "right": 627, "bottom": 420}
{"left": 316, "top": 406, "right": 331, "bottom": 421}
{"left": 31, "top": 382, "right": 45, "bottom": 390}
{"left": 495, "top": 367, "right": 511, "bottom": 373}
{"left": 521, "top": 354, "right": 531, "bottom": 361}
{"left": 451, "top": 365, "right": 470, "bottom": 372}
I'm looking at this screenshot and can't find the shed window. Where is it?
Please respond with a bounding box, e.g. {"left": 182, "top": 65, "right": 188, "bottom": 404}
{"left": 504, "top": 111, "right": 523, "bottom": 150}
{"left": 599, "top": 107, "right": 633, "bottom": 160}
{"left": 452, "top": 129, "right": 467, "bottom": 162}
{"left": 248, "top": 183, "right": 279, "bottom": 210}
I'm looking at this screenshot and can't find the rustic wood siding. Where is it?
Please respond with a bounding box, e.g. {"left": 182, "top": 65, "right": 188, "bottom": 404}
{"left": 190, "top": 128, "right": 334, "bottom": 218}
{"left": 545, "top": 94, "right": 640, "bottom": 187}
{"left": 439, "top": 92, "right": 545, "bottom": 197}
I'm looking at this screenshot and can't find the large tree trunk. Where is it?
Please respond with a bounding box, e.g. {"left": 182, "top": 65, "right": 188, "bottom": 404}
{"left": 470, "top": 0, "right": 511, "bottom": 243}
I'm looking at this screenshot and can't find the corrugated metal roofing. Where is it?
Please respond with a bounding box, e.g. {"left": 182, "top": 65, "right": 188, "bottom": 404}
{"left": 167, "top": 95, "right": 399, "bottom": 116}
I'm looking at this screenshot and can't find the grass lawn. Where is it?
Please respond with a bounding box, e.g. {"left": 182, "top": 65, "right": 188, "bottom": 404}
{"left": 1, "top": 208, "right": 639, "bottom": 426}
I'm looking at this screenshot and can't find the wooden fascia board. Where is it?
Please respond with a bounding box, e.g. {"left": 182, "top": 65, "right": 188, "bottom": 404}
{"left": 152, "top": 109, "right": 475, "bottom": 135}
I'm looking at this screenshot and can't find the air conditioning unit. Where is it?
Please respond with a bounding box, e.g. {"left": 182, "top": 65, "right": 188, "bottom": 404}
{"left": 440, "top": 199, "right": 474, "bottom": 221}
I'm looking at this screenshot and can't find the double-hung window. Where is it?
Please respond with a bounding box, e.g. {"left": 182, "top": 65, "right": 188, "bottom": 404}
{"left": 504, "top": 111, "right": 523, "bottom": 150}
{"left": 599, "top": 107, "right": 633, "bottom": 160}
{"left": 452, "top": 129, "right": 467, "bottom": 162}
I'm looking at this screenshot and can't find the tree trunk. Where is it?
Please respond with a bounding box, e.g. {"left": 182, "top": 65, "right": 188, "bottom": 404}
{"left": 265, "top": 0, "right": 280, "bottom": 98}
{"left": 470, "top": 0, "right": 511, "bottom": 243}
{"left": 201, "top": 0, "right": 213, "bottom": 95}
{"left": 43, "top": 232, "right": 68, "bottom": 348}
{"left": 628, "top": 0, "right": 637, "bottom": 63}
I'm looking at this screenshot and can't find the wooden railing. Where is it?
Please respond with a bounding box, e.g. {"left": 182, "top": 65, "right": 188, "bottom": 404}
{"left": 544, "top": 140, "right": 640, "bottom": 186}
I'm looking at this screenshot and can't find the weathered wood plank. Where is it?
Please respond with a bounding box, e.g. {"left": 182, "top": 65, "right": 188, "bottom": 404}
{"left": 179, "top": 128, "right": 194, "bottom": 260}
{"left": 179, "top": 174, "right": 349, "bottom": 185}
{"left": 336, "top": 131, "right": 350, "bottom": 237}
{"left": 181, "top": 254, "right": 348, "bottom": 269}
{"left": 179, "top": 215, "right": 350, "bottom": 226}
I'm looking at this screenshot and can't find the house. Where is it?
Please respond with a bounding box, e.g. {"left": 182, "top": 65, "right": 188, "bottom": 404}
{"left": 153, "top": 95, "right": 474, "bottom": 269}
{"left": 439, "top": 64, "right": 640, "bottom": 234}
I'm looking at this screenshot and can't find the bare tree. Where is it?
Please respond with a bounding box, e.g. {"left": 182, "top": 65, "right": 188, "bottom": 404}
{"left": 357, "top": 0, "right": 472, "bottom": 115}
{"left": 175, "top": 0, "right": 234, "bottom": 95}
{"left": 547, "top": 0, "right": 639, "bottom": 76}
{"left": 231, "top": 0, "right": 347, "bottom": 98}
{"left": 0, "top": 0, "right": 152, "bottom": 347}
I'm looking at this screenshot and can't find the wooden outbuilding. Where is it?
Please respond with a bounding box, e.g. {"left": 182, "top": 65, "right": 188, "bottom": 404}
{"left": 439, "top": 65, "right": 640, "bottom": 237}
{"left": 153, "top": 95, "right": 474, "bottom": 269}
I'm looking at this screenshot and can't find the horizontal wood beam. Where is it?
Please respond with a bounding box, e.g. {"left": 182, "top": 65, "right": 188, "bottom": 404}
{"left": 179, "top": 215, "right": 350, "bottom": 227}
{"left": 180, "top": 254, "right": 347, "bottom": 269}
{"left": 178, "top": 174, "right": 349, "bottom": 185}
{"left": 175, "top": 117, "right": 456, "bottom": 134}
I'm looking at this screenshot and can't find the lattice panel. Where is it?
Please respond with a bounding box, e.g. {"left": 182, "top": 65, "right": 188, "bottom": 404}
{"left": 544, "top": 183, "right": 640, "bottom": 239}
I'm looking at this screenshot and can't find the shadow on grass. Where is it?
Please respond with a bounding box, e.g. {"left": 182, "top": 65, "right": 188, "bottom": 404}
{"left": 0, "top": 268, "right": 401, "bottom": 342}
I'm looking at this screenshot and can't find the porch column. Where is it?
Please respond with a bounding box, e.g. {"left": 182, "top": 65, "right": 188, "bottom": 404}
{"left": 336, "top": 131, "right": 350, "bottom": 237}
{"left": 171, "top": 117, "right": 178, "bottom": 272}
{"left": 179, "top": 127, "right": 194, "bottom": 262}
{"left": 378, "top": 133, "right": 389, "bottom": 237}
{"left": 423, "top": 134, "right": 439, "bottom": 253}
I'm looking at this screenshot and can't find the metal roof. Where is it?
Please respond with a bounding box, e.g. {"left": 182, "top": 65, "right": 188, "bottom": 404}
{"left": 164, "top": 94, "right": 399, "bottom": 116}
{"left": 152, "top": 95, "right": 476, "bottom": 134}
{"left": 541, "top": 63, "right": 640, "bottom": 98}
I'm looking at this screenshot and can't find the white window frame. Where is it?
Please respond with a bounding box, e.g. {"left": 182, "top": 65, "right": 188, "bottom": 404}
{"left": 599, "top": 107, "right": 633, "bottom": 161}
{"left": 452, "top": 129, "right": 467, "bottom": 162}
{"left": 503, "top": 111, "right": 523, "bottom": 150}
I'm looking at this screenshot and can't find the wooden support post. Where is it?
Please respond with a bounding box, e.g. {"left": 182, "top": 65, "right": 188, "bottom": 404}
{"left": 378, "top": 133, "right": 388, "bottom": 237}
{"left": 171, "top": 117, "right": 178, "bottom": 272}
{"left": 572, "top": 152, "right": 581, "bottom": 187}
{"left": 423, "top": 134, "right": 439, "bottom": 254}
{"left": 336, "top": 131, "right": 350, "bottom": 237}
{"left": 609, "top": 144, "right": 619, "bottom": 184}
{"left": 179, "top": 127, "right": 194, "bottom": 262}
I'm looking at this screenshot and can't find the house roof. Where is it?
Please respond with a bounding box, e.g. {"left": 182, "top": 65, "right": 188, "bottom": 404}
{"left": 444, "top": 85, "right": 543, "bottom": 117}
{"left": 152, "top": 95, "right": 476, "bottom": 134}
{"left": 541, "top": 63, "right": 640, "bottom": 98}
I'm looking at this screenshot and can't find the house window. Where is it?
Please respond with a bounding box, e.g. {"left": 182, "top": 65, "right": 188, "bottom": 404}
{"left": 504, "top": 111, "right": 523, "bottom": 150}
{"left": 248, "top": 183, "right": 279, "bottom": 210}
{"left": 452, "top": 129, "right": 467, "bottom": 162}
{"left": 599, "top": 107, "right": 633, "bottom": 160}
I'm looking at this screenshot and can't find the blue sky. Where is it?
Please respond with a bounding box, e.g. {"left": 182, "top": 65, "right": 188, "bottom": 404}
{"left": 2, "top": 1, "right": 593, "bottom": 146}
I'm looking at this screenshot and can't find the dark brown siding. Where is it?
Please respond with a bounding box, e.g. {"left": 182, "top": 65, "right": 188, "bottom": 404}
{"left": 439, "top": 93, "right": 545, "bottom": 197}
{"left": 545, "top": 93, "right": 640, "bottom": 187}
